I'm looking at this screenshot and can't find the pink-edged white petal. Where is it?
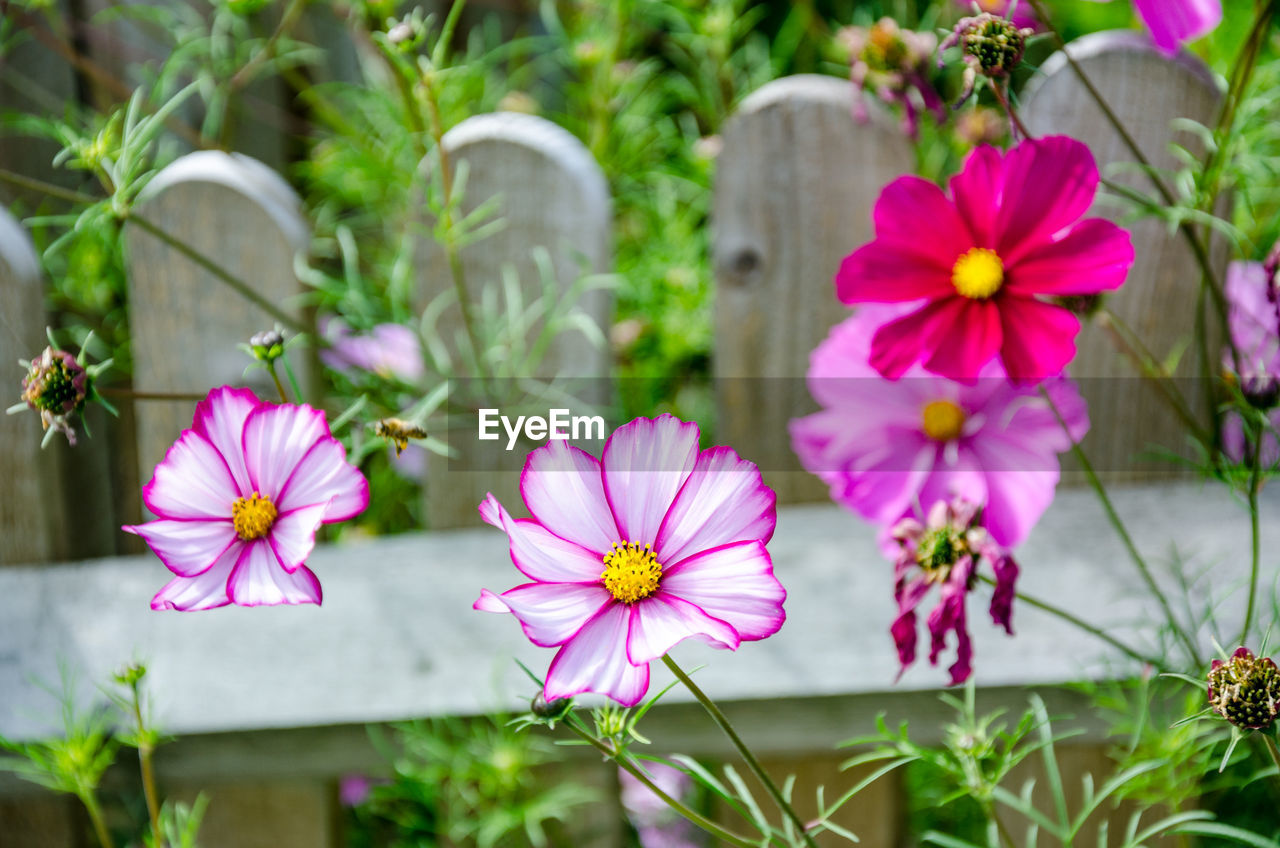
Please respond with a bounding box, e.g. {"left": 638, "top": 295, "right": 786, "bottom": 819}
{"left": 241, "top": 403, "right": 330, "bottom": 500}
{"left": 479, "top": 494, "right": 611, "bottom": 583}
{"left": 654, "top": 447, "right": 775, "bottom": 565}
{"left": 661, "top": 541, "right": 785, "bottom": 642}
{"left": 274, "top": 436, "right": 369, "bottom": 520}
{"left": 268, "top": 502, "right": 329, "bottom": 573}
{"left": 124, "top": 518, "right": 237, "bottom": 577}
{"left": 602, "top": 415, "right": 700, "bottom": 545}
{"left": 520, "top": 441, "right": 619, "bottom": 554}
{"left": 545, "top": 604, "right": 651, "bottom": 706}
{"left": 150, "top": 541, "right": 242, "bottom": 611}
{"left": 626, "top": 594, "right": 740, "bottom": 665}
{"left": 480, "top": 582, "right": 613, "bottom": 648}
{"left": 191, "top": 386, "right": 261, "bottom": 495}
{"left": 226, "top": 540, "right": 322, "bottom": 607}
{"left": 143, "top": 431, "right": 240, "bottom": 520}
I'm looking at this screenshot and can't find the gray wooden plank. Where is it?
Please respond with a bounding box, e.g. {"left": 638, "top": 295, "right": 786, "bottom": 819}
{"left": 1021, "top": 31, "right": 1225, "bottom": 481}
{"left": 417, "top": 111, "right": 613, "bottom": 529}
{"left": 0, "top": 482, "right": 1269, "bottom": 748}
{"left": 123, "top": 150, "right": 311, "bottom": 493}
{"left": 0, "top": 207, "right": 64, "bottom": 565}
{"left": 712, "top": 75, "right": 916, "bottom": 504}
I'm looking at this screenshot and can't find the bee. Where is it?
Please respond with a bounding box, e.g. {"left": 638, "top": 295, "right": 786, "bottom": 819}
{"left": 374, "top": 417, "right": 427, "bottom": 455}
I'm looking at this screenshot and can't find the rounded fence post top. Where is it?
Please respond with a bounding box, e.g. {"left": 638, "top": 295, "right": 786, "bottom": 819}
{"left": 1024, "top": 29, "right": 1220, "bottom": 101}
{"left": 136, "top": 150, "right": 308, "bottom": 253}
{"left": 441, "top": 111, "right": 610, "bottom": 221}
{"left": 737, "top": 74, "right": 855, "bottom": 114}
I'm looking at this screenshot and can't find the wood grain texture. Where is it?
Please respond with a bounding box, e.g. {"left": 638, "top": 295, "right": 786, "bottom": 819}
{"left": 713, "top": 75, "right": 915, "bottom": 503}
{"left": 124, "top": 151, "right": 310, "bottom": 496}
{"left": 417, "top": 111, "right": 612, "bottom": 529}
{"left": 1021, "top": 31, "right": 1224, "bottom": 480}
{"left": 0, "top": 208, "right": 65, "bottom": 565}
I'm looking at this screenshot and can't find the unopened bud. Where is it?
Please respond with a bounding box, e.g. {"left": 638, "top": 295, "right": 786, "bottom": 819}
{"left": 249, "top": 329, "right": 285, "bottom": 363}
{"left": 530, "top": 692, "right": 572, "bottom": 721}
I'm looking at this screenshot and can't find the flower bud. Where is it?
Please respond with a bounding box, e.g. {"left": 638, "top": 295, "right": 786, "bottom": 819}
{"left": 249, "top": 328, "right": 285, "bottom": 363}
{"left": 22, "top": 346, "right": 87, "bottom": 419}
{"left": 530, "top": 692, "right": 572, "bottom": 721}
{"left": 1207, "top": 647, "right": 1280, "bottom": 732}
{"left": 947, "top": 13, "right": 1031, "bottom": 78}
{"left": 113, "top": 663, "right": 147, "bottom": 687}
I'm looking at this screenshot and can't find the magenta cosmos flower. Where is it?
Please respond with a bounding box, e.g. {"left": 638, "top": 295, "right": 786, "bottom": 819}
{"left": 474, "top": 415, "right": 786, "bottom": 706}
{"left": 837, "top": 136, "right": 1134, "bottom": 384}
{"left": 790, "top": 305, "right": 1088, "bottom": 548}
{"left": 890, "top": 497, "right": 1018, "bottom": 685}
{"left": 124, "top": 386, "right": 369, "bottom": 610}
{"left": 1132, "top": 0, "right": 1221, "bottom": 56}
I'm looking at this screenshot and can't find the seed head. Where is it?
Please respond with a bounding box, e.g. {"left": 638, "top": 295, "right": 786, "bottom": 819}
{"left": 1207, "top": 647, "right": 1280, "bottom": 732}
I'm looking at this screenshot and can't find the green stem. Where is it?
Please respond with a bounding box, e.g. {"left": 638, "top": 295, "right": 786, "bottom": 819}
{"left": 0, "top": 167, "right": 98, "bottom": 205}
{"left": 79, "top": 789, "right": 116, "bottom": 848}
{"left": 265, "top": 362, "right": 289, "bottom": 404}
{"left": 125, "top": 214, "right": 306, "bottom": 335}
{"left": 130, "top": 681, "right": 164, "bottom": 848}
{"left": 990, "top": 82, "right": 1031, "bottom": 141}
{"left": 1239, "top": 423, "right": 1264, "bottom": 646}
{"left": 100, "top": 388, "right": 209, "bottom": 402}
{"left": 662, "top": 656, "right": 818, "bottom": 848}
{"left": 1098, "top": 307, "right": 1211, "bottom": 446}
{"left": 1041, "top": 389, "right": 1203, "bottom": 667}
{"left": 1264, "top": 734, "right": 1280, "bottom": 776}
{"left": 987, "top": 802, "right": 1018, "bottom": 848}
{"left": 562, "top": 716, "right": 759, "bottom": 848}
{"left": 979, "top": 575, "right": 1165, "bottom": 669}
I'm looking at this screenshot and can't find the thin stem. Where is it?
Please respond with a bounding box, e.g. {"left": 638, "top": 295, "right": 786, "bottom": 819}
{"left": 79, "top": 790, "right": 116, "bottom": 848}
{"left": 1239, "top": 423, "right": 1264, "bottom": 646}
{"left": 265, "top": 362, "right": 290, "bottom": 404}
{"left": 129, "top": 681, "right": 163, "bottom": 848}
{"left": 1098, "top": 307, "right": 1211, "bottom": 445}
{"left": 662, "top": 656, "right": 819, "bottom": 848}
{"left": 561, "top": 716, "right": 759, "bottom": 848}
{"left": 100, "top": 388, "right": 208, "bottom": 402}
{"left": 1264, "top": 734, "right": 1280, "bottom": 776}
{"left": 0, "top": 167, "right": 98, "bottom": 205}
{"left": 988, "top": 803, "right": 1018, "bottom": 848}
{"left": 978, "top": 575, "right": 1165, "bottom": 669}
{"left": 126, "top": 214, "right": 306, "bottom": 334}
{"left": 990, "top": 82, "right": 1031, "bottom": 141}
{"left": 1041, "top": 388, "right": 1203, "bottom": 667}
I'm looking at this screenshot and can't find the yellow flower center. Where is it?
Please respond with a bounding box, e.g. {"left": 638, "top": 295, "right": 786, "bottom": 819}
{"left": 601, "top": 541, "right": 663, "bottom": 604}
{"left": 922, "top": 400, "right": 966, "bottom": 442}
{"left": 232, "top": 492, "right": 278, "bottom": 541}
{"left": 951, "top": 247, "right": 1004, "bottom": 299}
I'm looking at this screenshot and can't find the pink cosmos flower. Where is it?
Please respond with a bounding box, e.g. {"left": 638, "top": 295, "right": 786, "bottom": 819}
{"left": 1225, "top": 261, "right": 1280, "bottom": 405}
{"left": 1132, "top": 0, "right": 1221, "bottom": 56}
{"left": 836, "top": 136, "right": 1134, "bottom": 384}
{"left": 890, "top": 497, "right": 1018, "bottom": 684}
{"left": 790, "top": 305, "right": 1088, "bottom": 548}
{"left": 619, "top": 762, "right": 702, "bottom": 847}
{"left": 320, "top": 317, "right": 425, "bottom": 384}
{"left": 474, "top": 415, "right": 785, "bottom": 706}
{"left": 124, "top": 386, "right": 369, "bottom": 610}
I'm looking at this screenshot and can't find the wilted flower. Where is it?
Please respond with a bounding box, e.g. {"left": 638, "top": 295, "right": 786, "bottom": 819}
{"left": 839, "top": 19, "right": 945, "bottom": 140}
{"left": 20, "top": 346, "right": 87, "bottom": 444}
{"left": 124, "top": 386, "right": 369, "bottom": 610}
{"left": 1131, "top": 0, "right": 1221, "bottom": 56}
{"left": 475, "top": 415, "right": 785, "bottom": 706}
{"left": 940, "top": 12, "right": 1035, "bottom": 105}
{"left": 790, "top": 304, "right": 1088, "bottom": 548}
{"left": 320, "top": 317, "right": 424, "bottom": 384}
{"left": 836, "top": 136, "right": 1134, "bottom": 384}
{"left": 889, "top": 498, "right": 1018, "bottom": 685}
{"left": 620, "top": 763, "right": 702, "bottom": 847}
{"left": 1207, "top": 647, "right": 1280, "bottom": 732}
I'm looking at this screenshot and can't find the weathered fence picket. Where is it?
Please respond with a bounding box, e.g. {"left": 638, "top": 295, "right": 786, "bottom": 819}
{"left": 0, "top": 207, "right": 64, "bottom": 565}
{"left": 417, "top": 110, "right": 613, "bottom": 529}
{"left": 124, "top": 150, "right": 312, "bottom": 493}
{"left": 712, "top": 74, "right": 915, "bottom": 504}
{"left": 1021, "top": 31, "right": 1225, "bottom": 480}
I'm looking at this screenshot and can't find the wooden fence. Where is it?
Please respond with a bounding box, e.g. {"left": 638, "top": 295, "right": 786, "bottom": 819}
{"left": 0, "top": 26, "right": 1263, "bottom": 848}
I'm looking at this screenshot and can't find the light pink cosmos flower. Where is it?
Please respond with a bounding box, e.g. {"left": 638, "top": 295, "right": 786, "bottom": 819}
{"left": 790, "top": 305, "right": 1088, "bottom": 549}
{"left": 474, "top": 415, "right": 786, "bottom": 707}
{"left": 1225, "top": 261, "right": 1280, "bottom": 405}
{"left": 124, "top": 386, "right": 369, "bottom": 610}
{"left": 619, "top": 762, "right": 702, "bottom": 847}
{"left": 837, "top": 136, "right": 1134, "bottom": 385}
{"left": 320, "top": 317, "right": 425, "bottom": 384}
{"left": 890, "top": 497, "right": 1018, "bottom": 684}
{"left": 1132, "top": 0, "right": 1221, "bottom": 56}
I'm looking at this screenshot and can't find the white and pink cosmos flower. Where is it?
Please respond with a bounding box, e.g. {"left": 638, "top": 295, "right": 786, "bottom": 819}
{"left": 475, "top": 415, "right": 786, "bottom": 706}
{"left": 124, "top": 386, "right": 369, "bottom": 610}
